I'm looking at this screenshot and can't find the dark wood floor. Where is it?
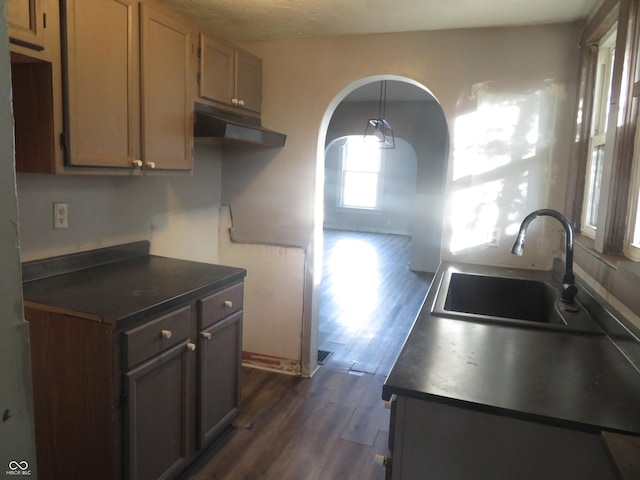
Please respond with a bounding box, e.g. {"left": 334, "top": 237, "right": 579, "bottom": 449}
{"left": 188, "top": 230, "right": 433, "bottom": 480}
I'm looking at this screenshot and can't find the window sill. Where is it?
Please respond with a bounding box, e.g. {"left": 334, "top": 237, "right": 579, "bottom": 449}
{"left": 336, "top": 207, "right": 383, "bottom": 215}
{"left": 573, "top": 234, "right": 640, "bottom": 326}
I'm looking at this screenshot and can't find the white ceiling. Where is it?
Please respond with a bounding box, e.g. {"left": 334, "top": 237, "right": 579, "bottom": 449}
{"left": 161, "top": 0, "right": 601, "bottom": 43}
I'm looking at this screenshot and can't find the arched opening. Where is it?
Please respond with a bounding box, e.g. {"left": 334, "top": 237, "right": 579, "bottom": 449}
{"left": 310, "top": 76, "right": 450, "bottom": 373}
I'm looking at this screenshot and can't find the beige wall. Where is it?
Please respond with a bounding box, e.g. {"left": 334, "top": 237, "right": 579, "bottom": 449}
{"left": 17, "top": 143, "right": 223, "bottom": 263}
{"left": 231, "top": 23, "right": 582, "bottom": 248}
{"left": 219, "top": 22, "right": 583, "bottom": 373}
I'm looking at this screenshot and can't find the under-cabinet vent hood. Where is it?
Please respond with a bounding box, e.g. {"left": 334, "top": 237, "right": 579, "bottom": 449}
{"left": 194, "top": 103, "right": 287, "bottom": 148}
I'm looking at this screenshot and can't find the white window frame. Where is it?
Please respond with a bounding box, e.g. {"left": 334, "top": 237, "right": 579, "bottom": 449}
{"left": 626, "top": 119, "right": 640, "bottom": 260}
{"left": 582, "top": 26, "right": 617, "bottom": 239}
{"left": 338, "top": 136, "right": 385, "bottom": 211}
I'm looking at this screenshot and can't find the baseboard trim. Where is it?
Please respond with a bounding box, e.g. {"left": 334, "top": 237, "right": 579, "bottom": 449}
{"left": 242, "top": 351, "right": 301, "bottom": 376}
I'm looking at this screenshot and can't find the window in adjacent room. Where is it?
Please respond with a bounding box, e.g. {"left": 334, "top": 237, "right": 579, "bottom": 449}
{"left": 582, "top": 26, "right": 617, "bottom": 239}
{"left": 339, "top": 136, "right": 384, "bottom": 210}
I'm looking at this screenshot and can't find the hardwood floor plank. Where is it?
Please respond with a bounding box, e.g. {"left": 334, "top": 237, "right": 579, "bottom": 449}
{"left": 319, "top": 230, "right": 432, "bottom": 375}
{"left": 319, "top": 437, "right": 386, "bottom": 480}
{"left": 341, "top": 374, "right": 390, "bottom": 446}
{"left": 263, "top": 403, "right": 357, "bottom": 480}
{"left": 234, "top": 368, "right": 303, "bottom": 429}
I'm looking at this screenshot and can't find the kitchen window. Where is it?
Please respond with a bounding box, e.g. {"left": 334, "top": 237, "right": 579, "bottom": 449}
{"left": 624, "top": 32, "right": 640, "bottom": 262}
{"left": 339, "top": 136, "right": 384, "bottom": 210}
{"left": 570, "top": 0, "right": 640, "bottom": 263}
{"left": 582, "top": 26, "right": 616, "bottom": 239}
{"left": 627, "top": 122, "right": 640, "bottom": 260}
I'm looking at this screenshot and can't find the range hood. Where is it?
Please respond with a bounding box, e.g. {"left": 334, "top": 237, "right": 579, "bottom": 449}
{"left": 194, "top": 103, "right": 286, "bottom": 148}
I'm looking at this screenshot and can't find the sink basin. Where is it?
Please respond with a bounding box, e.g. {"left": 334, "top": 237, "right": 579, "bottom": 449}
{"left": 431, "top": 268, "right": 603, "bottom": 334}
{"left": 443, "top": 273, "right": 556, "bottom": 323}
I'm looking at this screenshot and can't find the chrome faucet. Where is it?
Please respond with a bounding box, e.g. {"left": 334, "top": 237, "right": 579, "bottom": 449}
{"left": 511, "top": 209, "right": 577, "bottom": 305}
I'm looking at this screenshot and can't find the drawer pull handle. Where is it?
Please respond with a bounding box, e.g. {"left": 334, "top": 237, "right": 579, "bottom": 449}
{"left": 132, "top": 159, "right": 143, "bottom": 168}
{"left": 187, "top": 343, "right": 196, "bottom": 351}
{"left": 223, "top": 300, "right": 233, "bottom": 308}
{"left": 201, "top": 332, "right": 212, "bottom": 340}
{"left": 161, "top": 329, "right": 172, "bottom": 339}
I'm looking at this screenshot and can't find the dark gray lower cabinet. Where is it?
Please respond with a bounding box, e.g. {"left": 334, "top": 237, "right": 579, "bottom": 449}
{"left": 26, "top": 280, "right": 244, "bottom": 480}
{"left": 126, "top": 341, "right": 192, "bottom": 480}
{"left": 198, "top": 311, "right": 243, "bottom": 448}
{"left": 388, "top": 396, "right": 617, "bottom": 480}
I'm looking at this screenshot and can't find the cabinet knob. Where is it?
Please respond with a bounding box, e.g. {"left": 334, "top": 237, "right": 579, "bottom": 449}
{"left": 187, "top": 343, "right": 196, "bottom": 351}
{"left": 201, "top": 332, "right": 212, "bottom": 340}
{"left": 132, "top": 159, "right": 143, "bottom": 168}
{"left": 144, "top": 161, "right": 156, "bottom": 169}
{"left": 238, "top": 99, "right": 245, "bottom": 106}
{"left": 231, "top": 98, "right": 239, "bottom": 106}
{"left": 223, "top": 300, "right": 233, "bottom": 308}
{"left": 161, "top": 329, "right": 172, "bottom": 339}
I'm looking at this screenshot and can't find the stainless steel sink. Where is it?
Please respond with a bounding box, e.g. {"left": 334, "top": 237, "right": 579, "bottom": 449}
{"left": 431, "top": 268, "right": 603, "bottom": 334}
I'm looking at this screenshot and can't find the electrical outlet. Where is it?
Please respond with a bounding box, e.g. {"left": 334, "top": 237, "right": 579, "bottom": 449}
{"left": 53, "top": 203, "right": 68, "bottom": 230}
{"left": 486, "top": 228, "right": 500, "bottom": 247}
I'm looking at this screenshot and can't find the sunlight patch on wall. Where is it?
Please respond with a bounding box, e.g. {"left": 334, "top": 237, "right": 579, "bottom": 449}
{"left": 450, "top": 179, "right": 503, "bottom": 253}
{"left": 453, "top": 101, "right": 538, "bottom": 181}
{"left": 448, "top": 82, "right": 553, "bottom": 256}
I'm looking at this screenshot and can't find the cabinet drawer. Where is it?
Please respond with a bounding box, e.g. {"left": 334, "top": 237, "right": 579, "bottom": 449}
{"left": 199, "top": 283, "right": 244, "bottom": 329}
{"left": 124, "top": 306, "right": 191, "bottom": 369}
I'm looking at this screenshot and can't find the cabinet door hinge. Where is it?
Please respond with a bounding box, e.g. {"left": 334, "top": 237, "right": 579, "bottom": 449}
{"left": 197, "top": 47, "right": 201, "bottom": 58}
{"left": 43, "top": 13, "right": 47, "bottom": 29}
{"left": 197, "top": 72, "right": 201, "bottom": 84}
{"left": 59, "top": 132, "right": 67, "bottom": 150}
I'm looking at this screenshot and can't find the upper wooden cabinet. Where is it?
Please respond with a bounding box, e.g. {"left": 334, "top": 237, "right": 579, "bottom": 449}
{"left": 140, "top": 4, "right": 193, "bottom": 170}
{"left": 7, "top": 0, "right": 45, "bottom": 51}
{"left": 235, "top": 50, "right": 262, "bottom": 113}
{"left": 61, "top": 0, "right": 193, "bottom": 171}
{"left": 11, "top": 56, "right": 56, "bottom": 174}
{"left": 62, "top": 0, "right": 140, "bottom": 169}
{"left": 199, "top": 34, "right": 262, "bottom": 114}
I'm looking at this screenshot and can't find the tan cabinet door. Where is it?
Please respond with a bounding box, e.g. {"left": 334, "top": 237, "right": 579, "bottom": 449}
{"left": 63, "top": 0, "right": 140, "bottom": 168}
{"left": 140, "top": 4, "right": 193, "bottom": 171}
{"left": 7, "top": 0, "right": 44, "bottom": 50}
{"left": 199, "top": 34, "right": 262, "bottom": 114}
{"left": 235, "top": 50, "right": 262, "bottom": 113}
{"left": 199, "top": 34, "right": 235, "bottom": 105}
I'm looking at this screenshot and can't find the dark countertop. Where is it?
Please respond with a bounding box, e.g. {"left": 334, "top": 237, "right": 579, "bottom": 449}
{"left": 22, "top": 242, "right": 246, "bottom": 330}
{"left": 383, "top": 262, "right": 640, "bottom": 435}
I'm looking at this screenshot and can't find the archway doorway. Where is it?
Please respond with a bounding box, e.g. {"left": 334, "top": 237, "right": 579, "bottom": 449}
{"left": 313, "top": 77, "right": 450, "bottom": 373}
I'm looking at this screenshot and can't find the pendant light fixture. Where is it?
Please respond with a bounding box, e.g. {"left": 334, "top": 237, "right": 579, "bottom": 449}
{"left": 364, "top": 80, "right": 395, "bottom": 149}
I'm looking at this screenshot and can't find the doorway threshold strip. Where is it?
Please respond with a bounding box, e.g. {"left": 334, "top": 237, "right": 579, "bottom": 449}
{"left": 317, "top": 350, "right": 334, "bottom": 365}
